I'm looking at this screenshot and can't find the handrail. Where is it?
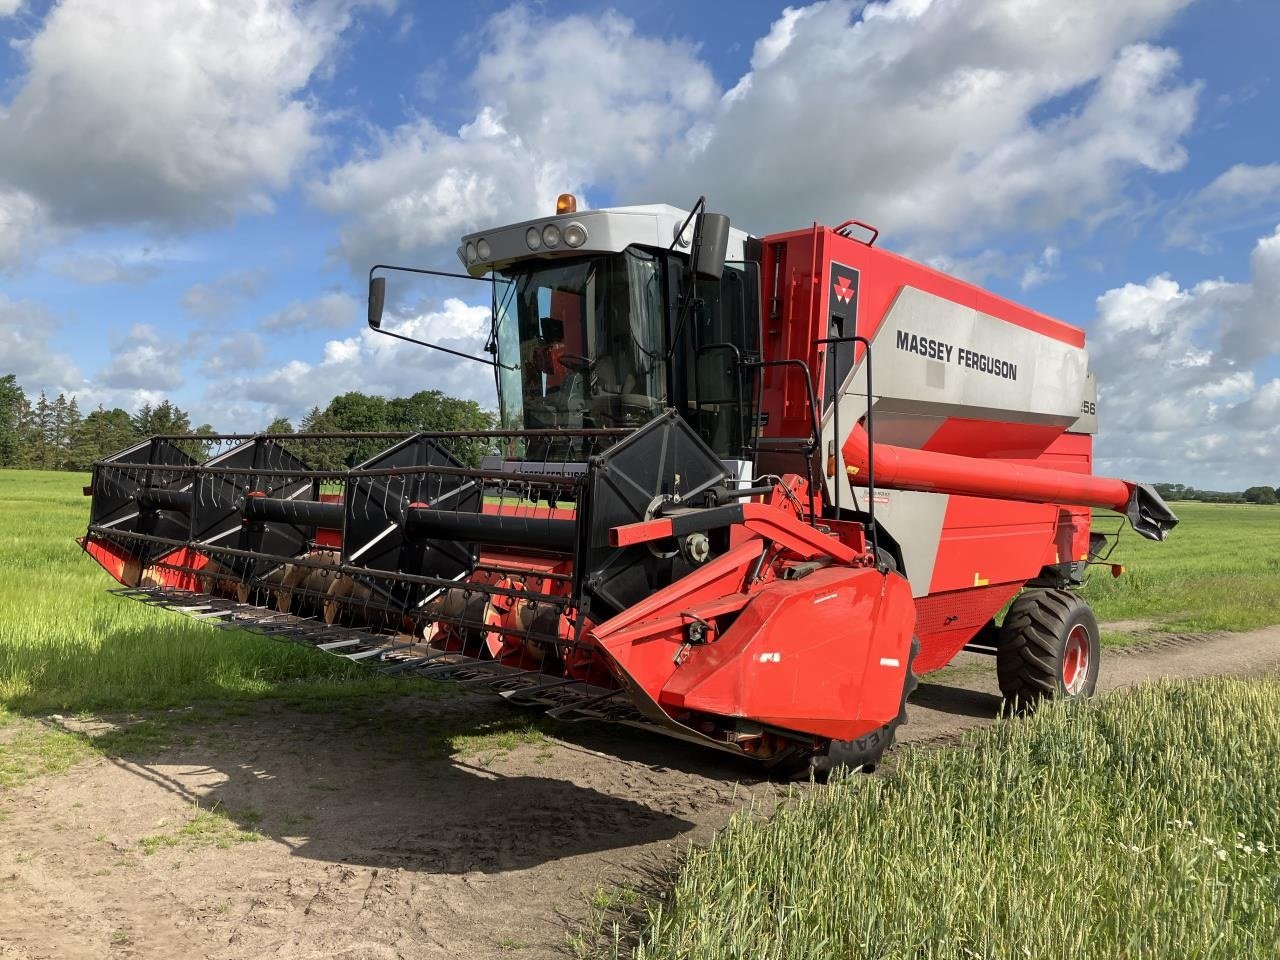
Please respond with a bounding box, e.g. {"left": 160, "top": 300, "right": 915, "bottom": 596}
{"left": 743, "top": 357, "right": 821, "bottom": 524}
{"left": 833, "top": 220, "right": 879, "bottom": 246}
{"left": 814, "top": 334, "right": 877, "bottom": 561}
{"left": 692, "top": 341, "right": 756, "bottom": 459}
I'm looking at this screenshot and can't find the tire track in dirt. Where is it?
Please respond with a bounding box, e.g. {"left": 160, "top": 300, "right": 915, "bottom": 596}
{"left": 1, "top": 627, "right": 1278, "bottom": 959}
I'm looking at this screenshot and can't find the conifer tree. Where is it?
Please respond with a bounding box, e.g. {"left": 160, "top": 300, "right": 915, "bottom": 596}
{"left": 0, "top": 374, "right": 24, "bottom": 467}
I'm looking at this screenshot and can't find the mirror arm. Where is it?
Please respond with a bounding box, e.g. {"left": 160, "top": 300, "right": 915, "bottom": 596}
{"left": 368, "top": 325, "right": 512, "bottom": 368}
{"left": 367, "top": 262, "right": 518, "bottom": 370}
{"left": 665, "top": 195, "right": 709, "bottom": 361}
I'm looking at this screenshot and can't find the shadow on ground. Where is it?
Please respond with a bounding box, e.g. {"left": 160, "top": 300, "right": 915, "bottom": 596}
{"left": 910, "top": 680, "right": 1004, "bottom": 720}
{"left": 26, "top": 663, "right": 1010, "bottom": 878}
{"left": 44, "top": 692, "right": 767, "bottom": 875}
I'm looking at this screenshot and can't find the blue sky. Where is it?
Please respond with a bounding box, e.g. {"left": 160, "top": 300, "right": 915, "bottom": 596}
{"left": 0, "top": 0, "right": 1277, "bottom": 487}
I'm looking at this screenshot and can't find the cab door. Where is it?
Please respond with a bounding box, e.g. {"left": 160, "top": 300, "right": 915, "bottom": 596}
{"left": 682, "top": 261, "right": 762, "bottom": 460}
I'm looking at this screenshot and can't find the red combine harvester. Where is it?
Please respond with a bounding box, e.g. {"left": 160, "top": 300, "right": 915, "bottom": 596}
{"left": 81, "top": 196, "right": 1177, "bottom": 777}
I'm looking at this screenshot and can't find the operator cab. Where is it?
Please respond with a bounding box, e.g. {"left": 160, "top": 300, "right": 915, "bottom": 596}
{"left": 471, "top": 199, "right": 763, "bottom": 459}
{"left": 366, "top": 198, "right": 762, "bottom": 460}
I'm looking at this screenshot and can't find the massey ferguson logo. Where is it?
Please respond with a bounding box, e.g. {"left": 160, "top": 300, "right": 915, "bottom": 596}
{"left": 832, "top": 275, "right": 856, "bottom": 304}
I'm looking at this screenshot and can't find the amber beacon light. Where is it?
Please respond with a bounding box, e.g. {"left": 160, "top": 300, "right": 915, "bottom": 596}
{"left": 556, "top": 193, "right": 578, "bottom": 214}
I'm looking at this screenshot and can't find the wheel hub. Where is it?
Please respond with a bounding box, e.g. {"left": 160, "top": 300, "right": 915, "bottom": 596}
{"left": 1062, "top": 624, "right": 1090, "bottom": 695}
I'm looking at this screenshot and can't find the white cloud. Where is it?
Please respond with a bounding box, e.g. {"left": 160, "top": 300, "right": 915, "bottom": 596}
{"left": 75, "top": 385, "right": 173, "bottom": 416}
{"left": 0, "top": 188, "right": 56, "bottom": 272}
{"left": 312, "top": 6, "right": 717, "bottom": 267}
{"left": 0, "top": 0, "right": 387, "bottom": 229}
{"left": 1165, "top": 163, "right": 1280, "bottom": 249}
{"left": 260, "top": 292, "right": 360, "bottom": 331}
{"left": 649, "top": 2, "right": 1198, "bottom": 245}
{"left": 1200, "top": 163, "right": 1280, "bottom": 201}
{"left": 96, "top": 324, "right": 189, "bottom": 391}
{"left": 0, "top": 295, "right": 194, "bottom": 413}
{"left": 200, "top": 330, "right": 269, "bottom": 377}
{"left": 1091, "top": 224, "right": 1280, "bottom": 487}
{"left": 51, "top": 241, "right": 189, "bottom": 285}
{"left": 1020, "top": 246, "right": 1062, "bottom": 290}
{"left": 0, "top": 295, "right": 82, "bottom": 393}
{"left": 227, "top": 297, "right": 493, "bottom": 414}
{"left": 315, "top": 0, "right": 1200, "bottom": 271}
{"left": 0, "top": 0, "right": 22, "bottom": 17}
{"left": 1231, "top": 378, "right": 1280, "bottom": 431}
{"left": 53, "top": 256, "right": 160, "bottom": 286}
{"left": 182, "top": 268, "right": 270, "bottom": 319}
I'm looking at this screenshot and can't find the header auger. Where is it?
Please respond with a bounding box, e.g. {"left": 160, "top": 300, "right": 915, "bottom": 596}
{"left": 82, "top": 195, "right": 1177, "bottom": 778}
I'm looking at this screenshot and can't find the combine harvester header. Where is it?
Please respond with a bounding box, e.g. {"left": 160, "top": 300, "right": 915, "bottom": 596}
{"left": 81, "top": 194, "right": 1176, "bottom": 778}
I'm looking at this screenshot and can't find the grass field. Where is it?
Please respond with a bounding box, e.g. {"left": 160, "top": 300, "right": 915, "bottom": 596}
{"left": 1083, "top": 501, "right": 1280, "bottom": 635}
{"left": 604, "top": 678, "right": 1280, "bottom": 959}
{"left": 0, "top": 470, "right": 400, "bottom": 713}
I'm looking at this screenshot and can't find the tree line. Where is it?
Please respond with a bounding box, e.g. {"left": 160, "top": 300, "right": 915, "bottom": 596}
{"left": 0, "top": 373, "right": 493, "bottom": 472}
{"left": 1152, "top": 482, "right": 1278, "bottom": 506}
{"left": 0, "top": 373, "right": 217, "bottom": 471}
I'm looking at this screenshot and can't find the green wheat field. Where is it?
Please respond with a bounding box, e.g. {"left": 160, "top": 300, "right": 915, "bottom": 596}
{"left": 609, "top": 679, "right": 1280, "bottom": 959}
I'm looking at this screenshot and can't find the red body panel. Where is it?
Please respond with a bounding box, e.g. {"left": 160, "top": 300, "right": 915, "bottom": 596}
{"left": 913, "top": 583, "right": 1022, "bottom": 673}
{"left": 754, "top": 223, "right": 1115, "bottom": 679}
{"left": 592, "top": 540, "right": 766, "bottom": 697}
{"left": 80, "top": 535, "right": 133, "bottom": 585}
{"left": 315, "top": 492, "right": 344, "bottom": 548}
{"left": 660, "top": 566, "right": 915, "bottom": 742}
{"left": 928, "top": 497, "right": 1060, "bottom": 594}
{"left": 593, "top": 544, "right": 915, "bottom": 743}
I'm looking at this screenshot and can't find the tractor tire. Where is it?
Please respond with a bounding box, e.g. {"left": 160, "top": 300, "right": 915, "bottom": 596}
{"left": 997, "top": 588, "right": 1099, "bottom": 711}
{"left": 786, "top": 636, "right": 919, "bottom": 782}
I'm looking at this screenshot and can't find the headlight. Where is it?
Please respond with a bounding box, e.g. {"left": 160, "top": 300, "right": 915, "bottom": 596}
{"left": 526, "top": 227, "right": 542, "bottom": 250}
{"left": 465, "top": 241, "right": 478, "bottom": 264}
{"left": 542, "top": 224, "right": 561, "bottom": 248}
{"left": 477, "top": 238, "right": 491, "bottom": 260}
{"left": 563, "top": 222, "right": 587, "bottom": 248}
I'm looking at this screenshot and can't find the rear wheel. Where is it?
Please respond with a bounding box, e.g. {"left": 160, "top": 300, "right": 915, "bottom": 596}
{"left": 997, "top": 589, "right": 1099, "bottom": 711}
{"left": 784, "top": 636, "right": 919, "bottom": 781}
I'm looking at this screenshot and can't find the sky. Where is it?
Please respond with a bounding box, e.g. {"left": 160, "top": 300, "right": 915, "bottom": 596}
{"left": 0, "top": 0, "right": 1277, "bottom": 489}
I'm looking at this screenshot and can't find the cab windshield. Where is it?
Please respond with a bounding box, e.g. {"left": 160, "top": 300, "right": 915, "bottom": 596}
{"left": 494, "top": 249, "right": 666, "bottom": 431}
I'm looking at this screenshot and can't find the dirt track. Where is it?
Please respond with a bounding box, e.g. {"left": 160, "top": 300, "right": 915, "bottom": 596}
{"left": 2, "top": 626, "right": 1279, "bottom": 960}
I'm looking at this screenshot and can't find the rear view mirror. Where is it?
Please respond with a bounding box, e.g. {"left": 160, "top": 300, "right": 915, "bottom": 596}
{"left": 694, "top": 212, "right": 731, "bottom": 282}
{"left": 368, "top": 275, "right": 386, "bottom": 329}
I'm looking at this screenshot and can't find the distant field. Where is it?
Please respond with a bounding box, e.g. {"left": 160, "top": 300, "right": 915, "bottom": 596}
{"left": 2, "top": 472, "right": 1277, "bottom": 712}
{"left": 0, "top": 470, "right": 396, "bottom": 713}
{"left": 1083, "top": 500, "right": 1280, "bottom": 635}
